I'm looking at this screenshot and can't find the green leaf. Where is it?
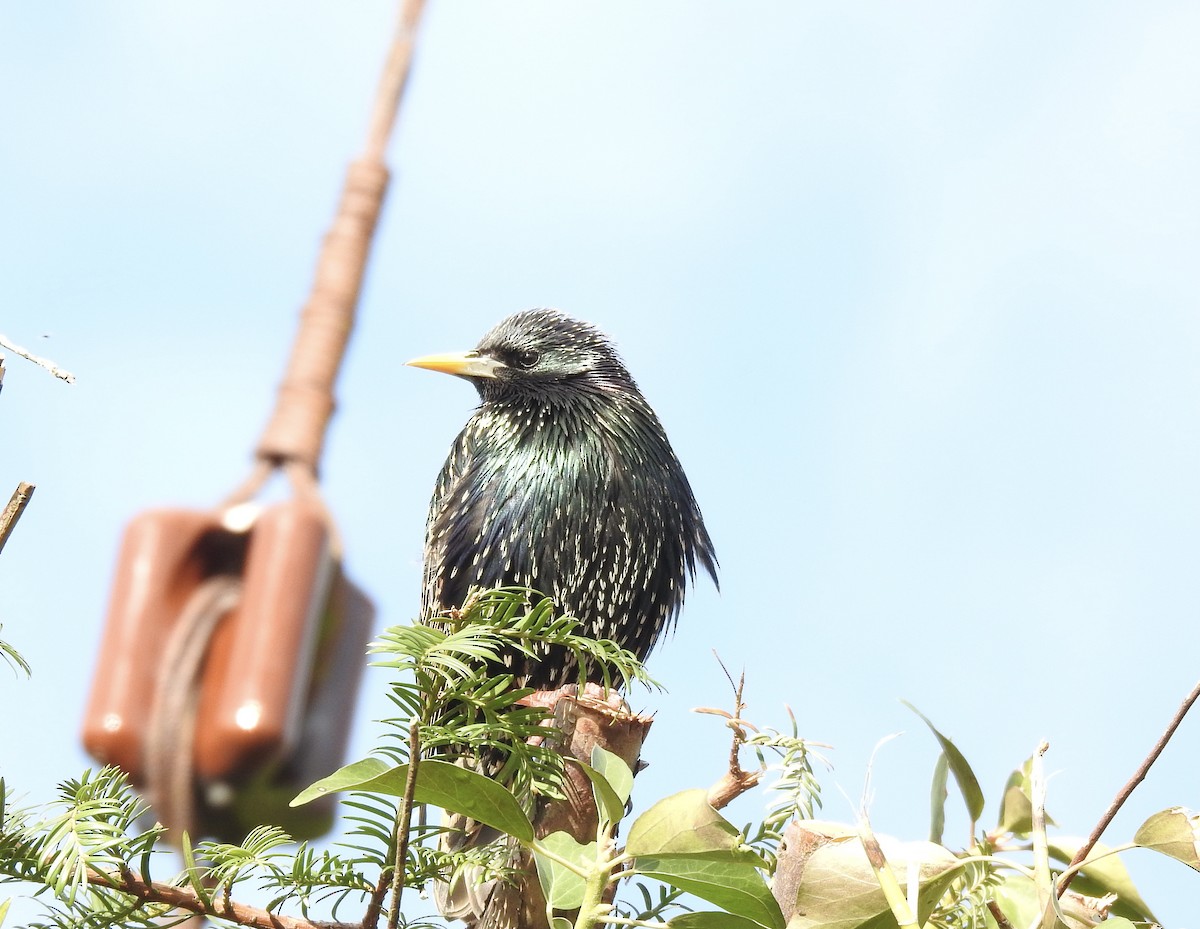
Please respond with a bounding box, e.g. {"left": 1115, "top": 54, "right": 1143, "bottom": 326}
{"left": 903, "top": 702, "right": 985, "bottom": 824}
{"left": 989, "top": 873, "right": 1037, "bottom": 928}
{"left": 635, "top": 857, "right": 784, "bottom": 929}
{"left": 591, "top": 746, "right": 634, "bottom": 805}
{"left": 592, "top": 746, "right": 633, "bottom": 810}
{"left": 929, "top": 752, "right": 948, "bottom": 843}
{"left": 551, "top": 918, "right": 573, "bottom": 929}
{"left": 291, "top": 757, "right": 391, "bottom": 805}
{"left": 1046, "top": 838, "right": 1156, "bottom": 922}
{"left": 571, "top": 759, "right": 626, "bottom": 827}
{"left": 533, "top": 831, "right": 596, "bottom": 910}
{"left": 1134, "top": 807, "right": 1200, "bottom": 871}
{"left": 784, "top": 828, "right": 962, "bottom": 929}
{"left": 292, "top": 757, "right": 534, "bottom": 843}
{"left": 626, "top": 789, "right": 764, "bottom": 865}
{"left": 669, "top": 912, "right": 772, "bottom": 929}
{"left": 180, "top": 831, "right": 214, "bottom": 908}
{"left": 0, "top": 897, "right": 11, "bottom": 928}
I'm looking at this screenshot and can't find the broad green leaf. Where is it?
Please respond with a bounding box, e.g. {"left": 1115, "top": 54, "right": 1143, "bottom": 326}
{"left": 635, "top": 856, "right": 784, "bottom": 929}
{"left": 626, "top": 789, "right": 764, "bottom": 865}
{"left": 903, "top": 702, "right": 985, "bottom": 824}
{"left": 1134, "top": 807, "right": 1200, "bottom": 871}
{"left": 785, "top": 830, "right": 962, "bottom": 929}
{"left": 569, "top": 757, "right": 625, "bottom": 827}
{"left": 291, "top": 757, "right": 390, "bottom": 805}
{"left": 929, "top": 752, "right": 949, "bottom": 843}
{"left": 551, "top": 919, "right": 572, "bottom": 929}
{"left": 669, "top": 912, "right": 772, "bottom": 929}
{"left": 592, "top": 746, "right": 633, "bottom": 809}
{"left": 989, "top": 874, "right": 1037, "bottom": 928}
{"left": 293, "top": 758, "right": 534, "bottom": 843}
{"left": 533, "top": 831, "right": 596, "bottom": 910}
{"left": 1046, "top": 838, "right": 1156, "bottom": 922}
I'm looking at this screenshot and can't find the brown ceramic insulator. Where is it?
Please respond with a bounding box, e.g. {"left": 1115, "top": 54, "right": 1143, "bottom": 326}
{"left": 192, "top": 499, "right": 333, "bottom": 782}
{"left": 81, "top": 509, "right": 236, "bottom": 778}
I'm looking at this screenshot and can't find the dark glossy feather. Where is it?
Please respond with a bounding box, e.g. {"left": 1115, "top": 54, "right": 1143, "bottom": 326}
{"left": 419, "top": 308, "right": 717, "bottom": 690}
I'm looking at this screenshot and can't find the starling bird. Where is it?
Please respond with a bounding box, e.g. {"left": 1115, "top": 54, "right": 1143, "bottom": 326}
{"left": 407, "top": 308, "right": 718, "bottom": 690}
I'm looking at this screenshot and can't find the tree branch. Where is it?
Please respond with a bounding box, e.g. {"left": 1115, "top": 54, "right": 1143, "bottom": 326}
{"left": 95, "top": 868, "right": 345, "bottom": 929}
{"left": 0, "top": 482, "right": 35, "bottom": 556}
{"left": 698, "top": 665, "right": 766, "bottom": 810}
{"left": 1057, "top": 678, "right": 1200, "bottom": 896}
{"left": 0, "top": 333, "right": 76, "bottom": 383}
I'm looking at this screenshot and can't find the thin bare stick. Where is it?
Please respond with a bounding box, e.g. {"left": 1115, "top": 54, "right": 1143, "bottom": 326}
{"left": 701, "top": 658, "right": 767, "bottom": 809}
{"left": 0, "top": 482, "right": 35, "bottom": 556}
{"left": 1057, "top": 679, "right": 1200, "bottom": 896}
{"left": 0, "top": 334, "right": 76, "bottom": 383}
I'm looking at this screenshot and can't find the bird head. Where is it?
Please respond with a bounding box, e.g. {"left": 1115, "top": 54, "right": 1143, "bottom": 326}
{"left": 406, "top": 308, "right": 635, "bottom": 401}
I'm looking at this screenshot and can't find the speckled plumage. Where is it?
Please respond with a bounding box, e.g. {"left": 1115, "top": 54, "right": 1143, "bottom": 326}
{"left": 416, "top": 308, "right": 718, "bottom": 690}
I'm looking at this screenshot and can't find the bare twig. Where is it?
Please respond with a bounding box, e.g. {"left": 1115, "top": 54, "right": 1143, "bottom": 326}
{"left": 1057, "top": 678, "right": 1200, "bottom": 896}
{"left": 0, "top": 482, "right": 35, "bottom": 556}
{"left": 701, "top": 658, "right": 767, "bottom": 809}
{"left": 0, "top": 333, "right": 75, "bottom": 383}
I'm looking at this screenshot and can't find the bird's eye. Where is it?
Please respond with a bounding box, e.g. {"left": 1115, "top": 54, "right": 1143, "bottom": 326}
{"left": 514, "top": 349, "right": 540, "bottom": 369}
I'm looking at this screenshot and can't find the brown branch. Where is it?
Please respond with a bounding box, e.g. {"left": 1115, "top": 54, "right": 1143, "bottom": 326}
{"left": 1057, "top": 678, "right": 1200, "bottom": 896}
{"left": 361, "top": 869, "right": 390, "bottom": 929}
{"left": 699, "top": 664, "right": 766, "bottom": 810}
{"left": 986, "top": 899, "right": 1016, "bottom": 929}
{"left": 94, "top": 868, "right": 345, "bottom": 929}
{"left": 0, "top": 482, "right": 35, "bottom": 556}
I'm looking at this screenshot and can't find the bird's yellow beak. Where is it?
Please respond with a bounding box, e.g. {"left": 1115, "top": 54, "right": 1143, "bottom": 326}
{"left": 405, "top": 350, "right": 502, "bottom": 379}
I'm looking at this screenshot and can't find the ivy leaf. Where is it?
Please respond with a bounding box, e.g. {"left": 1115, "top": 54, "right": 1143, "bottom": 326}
{"left": 784, "top": 826, "right": 962, "bottom": 929}
{"left": 292, "top": 757, "right": 534, "bottom": 843}
{"left": 635, "top": 857, "right": 784, "bottom": 929}
{"left": 1134, "top": 807, "right": 1200, "bottom": 871}
{"left": 626, "top": 789, "right": 765, "bottom": 865}
{"left": 902, "top": 702, "right": 984, "bottom": 824}
{"left": 533, "top": 831, "right": 595, "bottom": 910}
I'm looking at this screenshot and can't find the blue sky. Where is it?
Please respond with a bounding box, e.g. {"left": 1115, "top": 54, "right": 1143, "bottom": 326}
{"left": 3, "top": 3, "right": 1200, "bottom": 924}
